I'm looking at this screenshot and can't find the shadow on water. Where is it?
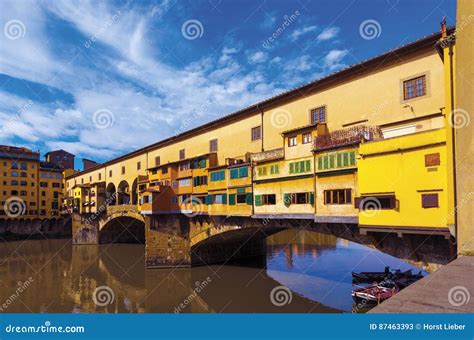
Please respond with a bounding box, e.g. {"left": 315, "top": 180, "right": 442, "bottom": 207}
{"left": 0, "top": 229, "right": 426, "bottom": 313}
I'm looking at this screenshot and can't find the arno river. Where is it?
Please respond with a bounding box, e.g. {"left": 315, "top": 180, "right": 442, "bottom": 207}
{"left": 0, "top": 230, "right": 423, "bottom": 313}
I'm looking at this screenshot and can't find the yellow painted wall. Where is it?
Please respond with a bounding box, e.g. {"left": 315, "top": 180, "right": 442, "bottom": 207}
{"left": 358, "top": 129, "right": 448, "bottom": 228}
{"left": 315, "top": 172, "right": 358, "bottom": 217}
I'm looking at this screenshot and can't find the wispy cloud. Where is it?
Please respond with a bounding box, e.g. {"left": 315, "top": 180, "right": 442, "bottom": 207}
{"left": 248, "top": 51, "right": 268, "bottom": 64}
{"left": 290, "top": 25, "right": 318, "bottom": 41}
{"left": 316, "top": 27, "right": 340, "bottom": 42}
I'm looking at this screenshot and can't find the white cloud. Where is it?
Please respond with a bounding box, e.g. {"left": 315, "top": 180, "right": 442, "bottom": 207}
{"left": 290, "top": 25, "right": 318, "bottom": 41}
{"left": 324, "top": 49, "right": 349, "bottom": 67}
{"left": 248, "top": 51, "right": 268, "bottom": 64}
{"left": 317, "top": 27, "right": 340, "bottom": 42}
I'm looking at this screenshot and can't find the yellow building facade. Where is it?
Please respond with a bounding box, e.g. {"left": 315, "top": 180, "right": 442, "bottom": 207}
{"left": 64, "top": 28, "right": 462, "bottom": 244}
{"left": 0, "top": 146, "right": 66, "bottom": 219}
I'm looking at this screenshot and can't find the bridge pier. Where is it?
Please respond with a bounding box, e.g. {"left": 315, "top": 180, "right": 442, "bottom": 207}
{"left": 145, "top": 214, "right": 191, "bottom": 268}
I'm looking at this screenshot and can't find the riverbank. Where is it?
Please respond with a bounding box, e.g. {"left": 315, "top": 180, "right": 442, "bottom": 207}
{"left": 370, "top": 256, "right": 474, "bottom": 313}
{"left": 0, "top": 217, "right": 71, "bottom": 241}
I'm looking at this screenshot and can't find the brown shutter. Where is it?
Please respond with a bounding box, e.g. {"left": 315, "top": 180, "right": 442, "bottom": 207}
{"left": 354, "top": 197, "right": 362, "bottom": 209}
{"left": 422, "top": 193, "right": 439, "bottom": 208}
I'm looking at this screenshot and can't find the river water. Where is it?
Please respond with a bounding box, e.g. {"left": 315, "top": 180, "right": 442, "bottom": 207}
{"left": 0, "top": 230, "right": 424, "bottom": 313}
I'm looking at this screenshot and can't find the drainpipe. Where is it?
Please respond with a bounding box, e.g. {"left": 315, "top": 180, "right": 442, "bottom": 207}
{"left": 258, "top": 104, "right": 264, "bottom": 152}
{"left": 448, "top": 42, "right": 458, "bottom": 255}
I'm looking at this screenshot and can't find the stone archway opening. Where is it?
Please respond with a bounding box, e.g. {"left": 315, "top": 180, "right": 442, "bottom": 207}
{"left": 106, "top": 182, "right": 117, "bottom": 205}
{"left": 99, "top": 216, "right": 145, "bottom": 244}
{"left": 117, "top": 180, "right": 130, "bottom": 205}
{"left": 131, "top": 178, "right": 138, "bottom": 205}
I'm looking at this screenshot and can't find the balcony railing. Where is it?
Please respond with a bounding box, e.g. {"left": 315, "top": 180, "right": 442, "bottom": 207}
{"left": 249, "top": 148, "right": 284, "bottom": 163}
{"left": 314, "top": 125, "right": 383, "bottom": 151}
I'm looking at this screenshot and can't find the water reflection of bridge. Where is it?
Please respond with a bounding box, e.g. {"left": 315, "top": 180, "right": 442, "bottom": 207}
{"left": 0, "top": 238, "right": 340, "bottom": 313}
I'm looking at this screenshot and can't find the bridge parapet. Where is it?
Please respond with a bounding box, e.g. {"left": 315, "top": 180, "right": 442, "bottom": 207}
{"left": 107, "top": 204, "right": 139, "bottom": 214}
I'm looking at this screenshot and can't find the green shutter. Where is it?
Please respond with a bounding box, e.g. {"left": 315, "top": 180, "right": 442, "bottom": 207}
{"left": 305, "top": 160, "right": 311, "bottom": 172}
{"left": 205, "top": 195, "right": 213, "bottom": 205}
{"left": 349, "top": 151, "right": 356, "bottom": 166}
{"left": 258, "top": 167, "right": 262, "bottom": 176}
{"left": 318, "top": 157, "right": 322, "bottom": 170}
{"left": 229, "top": 194, "right": 236, "bottom": 205}
{"left": 289, "top": 163, "right": 294, "bottom": 174}
{"left": 337, "top": 153, "right": 342, "bottom": 168}
{"left": 237, "top": 187, "right": 246, "bottom": 194}
{"left": 323, "top": 156, "right": 328, "bottom": 169}
{"left": 222, "top": 194, "right": 227, "bottom": 204}
{"left": 283, "top": 193, "right": 291, "bottom": 206}
{"left": 230, "top": 168, "right": 238, "bottom": 179}
{"left": 309, "top": 192, "right": 314, "bottom": 205}
{"left": 200, "top": 159, "right": 206, "bottom": 168}
{"left": 275, "top": 165, "right": 279, "bottom": 174}
{"left": 295, "top": 162, "right": 300, "bottom": 173}
{"left": 255, "top": 195, "right": 262, "bottom": 206}
{"left": 246, "top": 193, "right": 253, "bottom": 205}
{"left": 343, "top": 152, "right": 349, "bottom": 167}
{"left": 329, "top": 154, "right": 335, "bottom": 169}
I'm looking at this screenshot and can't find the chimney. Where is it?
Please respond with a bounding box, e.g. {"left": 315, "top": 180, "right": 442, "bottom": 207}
{"left": 440, "top": 16, "right": 447, "bottom": 38}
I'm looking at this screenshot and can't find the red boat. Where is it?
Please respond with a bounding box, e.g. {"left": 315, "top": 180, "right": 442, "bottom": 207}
{"left": 352, "top": 281, "right": 399, "bottom": 307}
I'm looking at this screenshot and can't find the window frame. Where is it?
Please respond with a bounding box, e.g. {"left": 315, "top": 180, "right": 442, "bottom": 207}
{"left": 251, "top": 126, "right": 261, "bottom": 141}
{"left": 288, "top": 136, "right": 297, "bottom": 147}
{"left": 209, "top": 139, "right": 218, "bottom": 152}
{"left": 309, "top": 105, "right": 326, "bottom": 125}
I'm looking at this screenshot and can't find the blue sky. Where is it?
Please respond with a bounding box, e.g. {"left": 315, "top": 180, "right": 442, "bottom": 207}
{"left": 0, "top": 0, "right": 456, "bottom": 169}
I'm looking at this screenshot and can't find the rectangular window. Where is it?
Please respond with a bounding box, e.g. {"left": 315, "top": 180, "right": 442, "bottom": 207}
{"left": 210, "top": 139, "right": 218, "bottom": 152}
{"left": 180, "top": 162, "right": 190, "bottom": 171}
{"left": 99, "top": 173, "right": 102, "bottom": 180}
{"left": 422, "top": 193, "right": 439, "bottom": 208}
{"left": 302, "top": 132, "right": 312, "bottom": 144}
{"left": 355, "top": 195, "right": 396, "bottom": 210}
{"left": 178, "top": 178, "right": 191, "bottom": 187}
{"left": 270, "top": 165, "right": 279, "bottom": 175}
{"left": 230, "top": 166, "right": 248, "bottom": 179}
{"left": 310, "top": 106, "right": 326, "bottom": 124}
{"left": 210, "top": 170, "right": 225, "bottom": 182}
{"left": 236, "top": 193, "right": 247, "bottom": 204}
{"left": 193, "top": 176, "right": 208, "bottom": 187}
{"left": 162, "top": 167, "right": 168, "bottom": 174}
{"left": 324, "top": 189, "right": 352, "bottom": 205}
{"left": 179, "top": 149, "right": 185, "bottom": 160}
{"left": 52, "top": 183, "right": 60, "bottom": 188}
{"left": 403, "top": 75, "right": 426, "bottom": 100}
{"left": 121, "top": 166, "right": 125, "bottom": 175}
{"left": 137, "top": 161, "right": 141, "bottom": 170}
{"left": 251, "top": 126, "right": 261, "bottom": 141}
{"left": 261, "top": 194, "right": 276, "bottom": 205}
{"left": 288, "top": 136, "right": 297, "bottom": 147}
{"left": 284, "top": 192, "right": 313, "bottom": 205}
{"left": 40, "top": 182, "right": 47, "bottom": 188}
{"left": 425, "top": 153, "right": 440, "bottom": 167}
{"left": 155, "top": 156, "right": 161, "bottom": 166}
{"left": 257, "top": 167, "right": 267, "bottom": 176}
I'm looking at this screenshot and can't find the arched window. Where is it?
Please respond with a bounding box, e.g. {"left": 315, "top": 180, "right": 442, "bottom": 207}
{"left": 11, "top": 171, "right": 18, "bottom": 177}
{"left": 20, "top": 172, "right": 27, "bottom": 177}
{"left": 11, "top": 180, "right": 18, "bottom": 186}
{"left": 11, "top": 190, "right": 18, "bottom": 195}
